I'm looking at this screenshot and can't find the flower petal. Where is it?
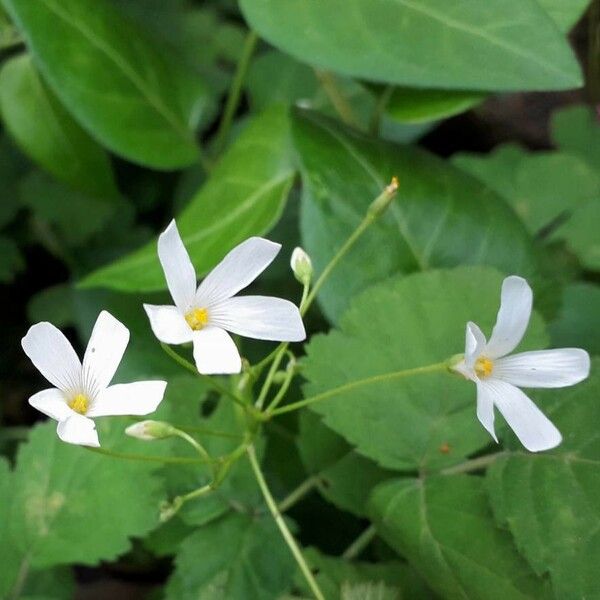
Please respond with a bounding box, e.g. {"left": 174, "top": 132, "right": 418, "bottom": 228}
{"left": 486, "top": 276, "right": 533, "bottom": 358}
{"left": 475, "top": 381, "right": 498, "bottom": 443}
{"left": 21, "top": 322, "right": 81, "bottom": 394}
{"left": 210, "top": 296, "right": 306, "bottom": 341}
{"left": 56, "top": 415, "right": 100, "bottom": 447}
{"left": 144, "top": 304, "right": 193, "bottom": 344}
{"left": 195, "top": 237, "right": 280, "bottom": 307}
{"left": 88, "top": 381, "right": 167, "bottom": 417}
{"left": 465, "top": 321, "right": 486, "bottom": 367}
{"left": 494, "top": 348, "right": 590, "bottom": 388}
{"left": 28, "top": 388, "right": 72, "bottom": 422}
{"left": 481, "top": 378, "right": 562, "bottom": 452}
{"left": 192, "top": 327, "right": 241, "bottom": 374}
{"left": 158, "top": 219, "right": 197, "bottom": 312}
{"left": 82, "top": 311, "right": 129, "bottom": 396}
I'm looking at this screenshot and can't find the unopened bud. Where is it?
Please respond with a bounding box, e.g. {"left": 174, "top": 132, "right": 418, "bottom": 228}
{"left": 290, "top": 247, "right": 313, "bottom": 285}
{"left": 367, "top": 176, "right": 399, "bottom": 218}
{"left": 125, "top": 420, "right": 175, "bottom": 441}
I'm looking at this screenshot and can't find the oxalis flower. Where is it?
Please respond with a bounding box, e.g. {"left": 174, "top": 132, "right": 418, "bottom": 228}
{"left": 22, "top": 311, "right": 167, "bottom": 447}
{"left": 144, "top": 220, "right": 306, "bottom": 374}
{"left": 453, "top": 275, "right": 590, "bottom": 452}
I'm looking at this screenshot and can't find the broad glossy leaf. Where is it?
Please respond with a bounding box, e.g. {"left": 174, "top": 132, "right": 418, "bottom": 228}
{"left": 165, "top": 512, "right": 296, "bottom": 600}
{"left": 0, "top": 55, "right": 118, "bottom": 198}
{"left": 549, "top": 282, "right": 600, "bottom": 354}
{"left": 8, "top": 418, "right": 164, "bottom": 568}
{"left": 370, "top": 475, "right": 552, "bottom": 599}
{"left": 302, "top": 267, "right": 547, "bottom": 470}
{"left": 298, "top": 411, "right": 392, "bottom": 516}
{"left": 2, "top": 0, "right": 207, "bottom": 168}
{"left": 552, "top": 105, "right": 600, "bottom": 172}
{"left": 386, "top": 88, "right": 485, "bottom": 124}
{"left": 536, "top": 0, "right": 591, "bottom": 31}
{"left": 240, "top": 0, "right": 582, "bottom": 91}
{"left": 81, "top": 106, "right": 295, "bottom": 292}
{"left": 294, "top": 110, "right": 535, "bottom": 321}
{"left": 486, "top": 359, "right": 600, "bottom": 599}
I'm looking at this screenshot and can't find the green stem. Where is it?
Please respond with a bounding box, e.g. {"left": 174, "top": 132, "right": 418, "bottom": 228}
{"left": 315, "top": 69, "right": 363, "bottom": 130}
{"left": 441, "top": 451, "right": 506, "bottom": 475}
{"left": 278, "top": 475, "right": 320, "bottom": 513}
{"left": 265, "top": 353, "right": 297, "bottom": 414}
{"left": 270, "top": 361, "right": 448, "bottom": 417}
{"left": 342, "top": 525, "right": 377, "bottom": 560}
{"left": 247, "top": 445, "right": 325, "bottom": 600}
{"left": 212, "top": 30, "right": 259, "bottom": 155}
{"left": 8, "top": 555, "right": 30, "bottom": 600}
{"left": 84, "top": 446, "right": 213, "bottom": 465}
{"left": 172, "top": 429, "right": 212, "bottom": 464}
{"left": 160, "top": 343, "right": 246, "bottom": 408}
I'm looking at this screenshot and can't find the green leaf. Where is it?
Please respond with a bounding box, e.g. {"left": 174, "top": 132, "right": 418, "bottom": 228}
{"left": 549, "top": 282, "right": 600, "bottom": 354}
{"left": 19, "top": 172, "right": 117, "bottom": 247}
{"left": 536, "top": 0, "right": 591, "bottom": 31}
{"left": 0, "top": 54, "right": 118, "bottom": 198}
{"left": 369, "top": 475, "right": 552, "bottom": 600}
{"left": 294, "top": 110, "right": 535, "bottom": 321}
{"left": 8, "top": 418, "right": 164, "bottom": 569}
{"left": 341, "top": 582, "right": 400, "bottom": 600}
{"left": 81, "top": 106, "right": 296, "bottom": 292}
{"left": 299, "top": 548, "right": 433, "bottom": 600}
{"left": 27, "top": 284, "right": 74, "bottom": 329}
{"left": 302, "top": 267, "right": 547, "bottom": 471}
{"left": 0, "top": 135, "right": 28, "bottom": 228}
{"left": 0, "top": 234, "right": 24, "bottom": 282}
{"left": 385, "top": 88, "right": 485, "bottom": 124}
{"left": 2, "top": 0, "right": 207, "bottom": 169}
{"left": 486, "top": 359, "right": 600, "bottom": 599}
{"left": 297, "top": 411, "right": 392, "bottom": 517}
{"left": 20, "top": 567, "right": 75, "bottom": 600}
{"left": 0, "top": 457, "right": 20, "bottom": 598}
{"left": 165, "top": 513, "right": 296, "bottom": 600}
{"left": 239, "top": 0, "right": 582, "bottom": 91}
{"left": 552, "top": 104, "right": 600, "bottom": 172}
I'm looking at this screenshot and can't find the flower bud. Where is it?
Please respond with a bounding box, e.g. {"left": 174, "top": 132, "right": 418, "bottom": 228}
{"left": 367, "top": 176, "right": 399, "bottom": 218}
{"left": 290, "top": 247, "right": 313, "bottom": 285}
{"left": 125, "top": 420, "right": 175, "bottom": 441}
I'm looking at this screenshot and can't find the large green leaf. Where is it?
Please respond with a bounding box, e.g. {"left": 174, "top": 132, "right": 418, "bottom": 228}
{"left": 165, "top": 512, "right": 296, "bottom": 600}
{"left": 7, "top": 418, "right": 164, "bottom": 569}
{"left": 536, "top": 0, "right": 591, "bottom": 31}
{"left": 552, "top": 105, "right": 600, "bottom": 172}
{"left": 370, "top": 475, "right": 551, "bottom": 599}
{"left": 81, "top": 106, "right": 295, "bottom": 292}
{"left": 302, "top": 267, "right": 547, "bottom": 471}
{"left": 240, "top": 0, "right": 581, "bottom": 92}
{"left": 2, "top": 0, "right": 207, "bottom": 168}
{"left": 297, "top": 411, "right": 392, "bottom": 517}
{"left": 294, "top": 110, "right": 535, "bottom": 321}
{"left": 486, "top": 359, "right": 600, "bottom": 599}
{"left": 0, "top": 55, "right": 118, "bottom": 198}
{"left": 0, "top": 457, "right": 20, "bottom": 598}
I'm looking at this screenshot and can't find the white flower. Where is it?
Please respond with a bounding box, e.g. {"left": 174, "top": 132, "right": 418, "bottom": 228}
{"left": 125, "top": 420, "right": 174, "bottom": 440}
{"left": 290, "top": 247, "right": 313, "bottom": 284}
{"left": 22, "top": 311, "right": 167, "bottom": 447}
{"left": 453, "top": 275, "right": 590, "bottom": 452}
{"left": 144, "top": 220, "right": 306, "bottom": 374}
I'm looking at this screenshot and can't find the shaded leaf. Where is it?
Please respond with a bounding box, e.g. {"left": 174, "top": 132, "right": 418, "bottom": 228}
{"left": 552, "top": 104, "right": 600, "bottom": 172}
{"left": 0, "top": 234, "right": 24, "bottom": 282}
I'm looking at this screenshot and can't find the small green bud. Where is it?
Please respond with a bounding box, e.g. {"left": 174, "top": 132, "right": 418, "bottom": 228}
{"left": 125, "top": 420, "right": 175, "bottom": 441}
{"left": 290, "top": 247, "right": 313, "bottom": 285}
{"left": 367, "top": 176, "right": 399, "bottom": 218}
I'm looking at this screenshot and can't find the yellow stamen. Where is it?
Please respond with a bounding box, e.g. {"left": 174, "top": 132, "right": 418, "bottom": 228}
{"left": 69, "top": 393, "right": 89, "bottom": 415}
{"left": 474, "top": 357, "right": 494, "bottom": 378}
{"left": 185, "top": 307, "right": 209, "bottom": 331}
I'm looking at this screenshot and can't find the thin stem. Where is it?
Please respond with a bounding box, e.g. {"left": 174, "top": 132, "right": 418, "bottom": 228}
{"left": 172, "top": 429, "right": 212, "bottom": 463}
{"left": 179, "top": 483, "right": 213, "bottom": 504}
{"left": 315, "top": 69, "right": 363, "bottom": 130}
{"left": 160, "top": 343, "right": 246, "bottom": 408}
{"left": 84, "top": 446, "right": 214, "bottom": 465}
{"left": 441, "top": 451, "right": 507, "bottom": 475}
{"left": 278, "top": 475, "right": 320, "bottom": 513}
{"left": 212, "top": 30, "right": 259, "bottom": 155}
{"left": 265, "top": 353, "right": 296, "bottom": 414}
{"left": 173, "top": 425, "right": 242, "bottom": 439}
{"left": 271, "top": 361, "right": 448, "bottom": 417}
{"left": 8, "top": 555, "right": 30, "bottom": 600}
{"left": 247, "top": 445, "right": 325, "bottom": 600}
{"left": 342, "top": 525, "right": 377, "bottom": 560}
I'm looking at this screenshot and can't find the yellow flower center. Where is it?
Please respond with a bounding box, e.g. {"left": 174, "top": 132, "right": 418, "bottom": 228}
{"left": 185, "top": 307, "right": 209, "bottom": 331}
{"left": 69, "top": 393, "right": 89, "bottom": 415}
{"left": 474, "top": 357, "right": 494, "bottom": 378}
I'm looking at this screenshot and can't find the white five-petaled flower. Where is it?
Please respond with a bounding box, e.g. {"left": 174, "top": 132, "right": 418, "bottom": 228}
{"left": 453, "top": 275, "right": 590, "bottom": 452}
{"left": 22, "top": 311, "right": 167, "bottom": 447}
{"left": 144, "top": 220, "right": 306, "bottom": 374}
